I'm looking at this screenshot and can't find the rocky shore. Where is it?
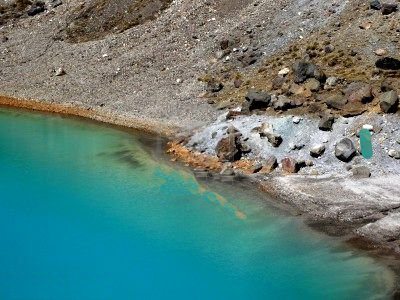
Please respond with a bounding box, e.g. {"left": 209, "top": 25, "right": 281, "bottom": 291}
{"left": 1, "top": 0, "right": 400, "bottom": 296}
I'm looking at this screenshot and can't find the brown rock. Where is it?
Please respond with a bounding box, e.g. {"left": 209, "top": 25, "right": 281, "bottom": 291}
{"left": 261, "top": 156, "right": 278, "bottom": 173}
{"left": 281, "top": 157, "right": 300, "bottom": 174}
{"left": 216, "top": 134, "right": 241, "bottom": 162}
{"left": 346, "top": 83, "right": 374, "bottom": 104}
{"left": 326, "top": 93, "right": 347, "bottom": 109}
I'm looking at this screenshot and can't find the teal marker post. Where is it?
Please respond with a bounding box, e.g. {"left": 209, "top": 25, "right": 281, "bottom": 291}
{"left": 359, "top": 128, "right": 373, "bottom": 159}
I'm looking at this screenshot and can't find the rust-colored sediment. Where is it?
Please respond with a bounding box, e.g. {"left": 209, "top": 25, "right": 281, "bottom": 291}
{"left": 167, "top": 142, "right": 268, "bottom": 174}
{"left": 0, "top": 95, "right": 177, "bottom": 137}
{"left": 167, "top": 142, "right": 223, "bottom": 171}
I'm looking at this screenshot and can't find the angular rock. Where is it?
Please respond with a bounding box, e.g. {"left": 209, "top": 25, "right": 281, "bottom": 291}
{"left": 346, "top": 83, "right": 374, "bottom": 104}
{"left": 310, "top": 144, "right": 326, "bottom": 158}
{"left": 318, "top": 114, "right": 335, "bottom": 131}
{"left": 261, "top": 156, "right": 278, "bottom": 173}
{"left": 375, "top": 57, "right": 400, "bottom": 70}
{"left": 388, "top": 149, "right": 400, "bottom": 159}
{"left": 266, "top": 132, "right": 283, "bottom": 147}
{"left": 379, "top": 90, "right": 399, "bottom": 113}
{"left": 27, "top": 2, "right": 45, "bottom": 16}
{"left": 303, "top": 78, "right": 320, "bottom": 92}
{"left": 352, "top": 166, "right": 371, "bottom": 178}
{"left": 55, "top": 67, "right": 66, "bottom": 76}
{"left": 370, "top": 0, "right": 382, "bottom": 10}
{"left": 272, "top": 95, "right": 300, "bottom": 111}
{"left": 335, "top": 138, "right": 356, "bottom": 162}
{"left": 326, "top": 93, "right": 347, "bottom": 109}
{"left": 244, "top": 89, "right": 271, "bottom": 111}
{"left": 324, "top": 76, "right": 338, "bottom": 89}
{"left": 381, "top": 3, "right": 397, "bottom": 15}
{"left": 281, "top": 157, "right": 300, "bottom": 174}
{"left": 292, "top": 60, "right": 326, "bottom": 83}
{"left": 216, "top": 134, "right": 241, "bottom": 162}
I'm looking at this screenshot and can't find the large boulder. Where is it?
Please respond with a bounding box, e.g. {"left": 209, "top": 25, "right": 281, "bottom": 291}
{"left": 379, "top": 90, "right": 399, "bottom": 113}
{"left": 243, "top": 89, "right": 271, "bottom": 111}
{"left": 381, "top": 3, "right": 397, "bottom": 14}
{"left": 335, "top": 138, "right": 357, "bottom": 162}
{"left": 216, "top": 135, "right": 240, "bottom": 162}
{"left": 375, "top": 57, "right": 400, "bottom": 70}
{"left": 346, "top": 83, "right": 374, "bottom": 104}
{"left": 292, "top": 60, "right": 326, "bottom": 83}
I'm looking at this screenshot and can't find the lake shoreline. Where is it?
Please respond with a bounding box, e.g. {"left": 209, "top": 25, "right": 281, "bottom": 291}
{"left": 1, "top": 95, "right": 399, "bottom": 298}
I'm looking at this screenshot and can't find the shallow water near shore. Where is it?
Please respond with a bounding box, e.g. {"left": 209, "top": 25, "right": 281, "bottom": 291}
{"left": 0, "top": 107, "right": 395, "bottom": 299}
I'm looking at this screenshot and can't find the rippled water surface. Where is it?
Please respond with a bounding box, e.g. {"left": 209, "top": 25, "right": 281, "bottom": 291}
{"left": 0, "top": 108, "right": 394, "bottom": 299}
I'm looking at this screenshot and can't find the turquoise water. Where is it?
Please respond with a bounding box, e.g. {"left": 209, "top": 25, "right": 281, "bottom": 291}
{"left": 0, "top": 107, "right": 394, "bottom": 300}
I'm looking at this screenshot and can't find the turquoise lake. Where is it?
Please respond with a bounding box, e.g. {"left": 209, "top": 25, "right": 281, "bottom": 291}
{"left": 0, "top": 107, "right": 395, "bottom": 299}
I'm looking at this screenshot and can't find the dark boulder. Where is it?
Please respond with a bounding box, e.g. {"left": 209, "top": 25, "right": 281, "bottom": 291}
{"left": 381, "top": 3, "right": 397, "bottom": 15}
{"left": 379, "top": 90, "right": 399, "bottom": 113}
{"left": 244, "top": 89, "right": 271, "bottom": 111}
{"left": 318, "top": 114, "right": 335, "bottom": 131}
{"left": 27, "top": 2, "right": 46, "bottom": 16}
{"left": 335, "top": 138, "right": 356, "bottom": 162}
{"left": 292, "top": 60, "right": 326, "bottom": 83}
{"left": 370, "top": 0, "right": 382, "bottom": 10}
{"left": 375, "top": 57, "right": 400, "bottom": 70}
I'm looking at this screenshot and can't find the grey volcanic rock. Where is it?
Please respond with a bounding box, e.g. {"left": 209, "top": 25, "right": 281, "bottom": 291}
{"left": 310, "top": 144, "right": 325, "bottom": 157}
{"left": 266, "top": 132, "right": 283, "bottom": 147}
{"left": 388, "top": 149, "right": 400, "bottom": 159}
{"left": 244, "top": 89, "right": 271, "bottom": 111}
{"left": 381, "top": 3, "right": 397, "bottom": 15}
{"left": 370, "top": 0, "right": 382, "bottom": 10}
{"left": 335, "top": 138, "right": 356, "bottom": 162}
{"left": 379, "top": 90, "right": 399, "bottom": 113}
{"left": 272, "top": 95, "right": 300, "bottom": 111}
{"left": 326, "top": 93, "right": 347, "bottom": 110}
{"left": 318, "top": 114, "right": 335, "bottom": 131}
{"left": 352, "top": 165, "right": 371, "bottom": 178}
{"left": 292, "top": 60, "right": 326, "bottom": 84}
